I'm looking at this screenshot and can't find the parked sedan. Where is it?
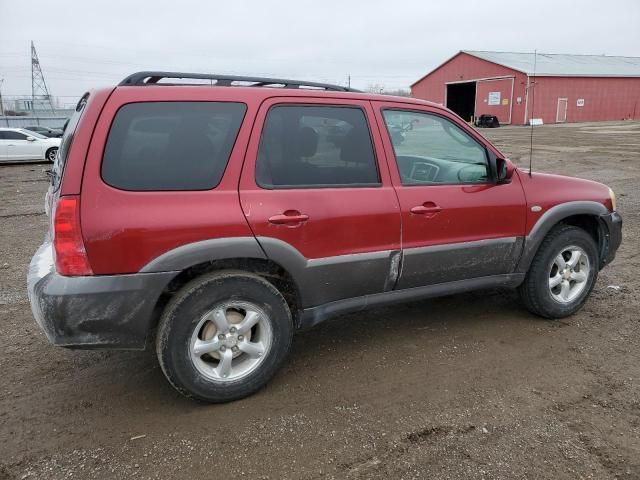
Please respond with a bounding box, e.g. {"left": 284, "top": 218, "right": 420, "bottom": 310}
{"left": 23, "top": 125, "right": 64, "bottom": 138}
{"left": 0, "top": 128, "right": 61, "bottom": 163}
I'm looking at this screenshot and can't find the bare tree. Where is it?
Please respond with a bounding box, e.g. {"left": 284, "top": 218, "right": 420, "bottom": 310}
{"left": 365, "top": 83, "right": 386, "bottom": 94}
{"left": 365, "top": 84, "right": 411, "bottom": 97}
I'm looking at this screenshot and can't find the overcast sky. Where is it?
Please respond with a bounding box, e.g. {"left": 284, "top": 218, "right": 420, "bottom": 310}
{"left": 1, "top": 0, "right": 639, "bottom": 104}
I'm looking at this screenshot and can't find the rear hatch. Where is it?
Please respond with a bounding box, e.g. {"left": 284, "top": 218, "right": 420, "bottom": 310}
{"left": 45, "top": 94, "right": 88, "bottom": 218}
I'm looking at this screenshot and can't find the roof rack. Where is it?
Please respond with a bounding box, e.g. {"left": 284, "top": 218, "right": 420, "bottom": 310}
{"left": 119, "top": 71, "right": 359, "bottom": 92}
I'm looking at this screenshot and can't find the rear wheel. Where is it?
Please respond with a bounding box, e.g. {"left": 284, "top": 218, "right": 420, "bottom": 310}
{"left": 156, "top": 271, "right": 293, "bottom": 402}
{"left": 45, "top": 147, "right": 58, "bottom": 163}
{"left": 519, "top": 225, "right": 598, "bottom": 318}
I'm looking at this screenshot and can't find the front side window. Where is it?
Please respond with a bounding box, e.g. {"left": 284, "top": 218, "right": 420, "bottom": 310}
{"left": 102, "top": 101, "right": 246, "bottom": 191}
{"left": 19, "top": 129, "right": 47, "bottom": 139}
{"left": 256, "top": 105, "right": 380, "bottom": 188}
{"left": 382, "top": 110, "right": 489, "bottom": 185}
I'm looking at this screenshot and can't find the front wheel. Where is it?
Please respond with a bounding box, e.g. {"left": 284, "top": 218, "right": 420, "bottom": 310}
{"left": 45, "top": 147, "right": 58, "bottom": 163}
{"left": 156, "top": 271, "right": 293, "bottom": 402}
{"left": 519, "top": 225, "right": 599, "bottom": 319}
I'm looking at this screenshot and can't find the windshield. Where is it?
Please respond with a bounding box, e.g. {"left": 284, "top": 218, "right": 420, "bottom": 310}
{"left": 19, "top": 129, "right": 48, "bottom": 139}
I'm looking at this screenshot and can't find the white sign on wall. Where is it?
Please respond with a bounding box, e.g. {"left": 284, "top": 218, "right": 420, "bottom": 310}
{"left": 488, "top": 92, "right": 501, "bottom": 105}
{"left": 577, "top": 98, "right": 585, "bottom": 107}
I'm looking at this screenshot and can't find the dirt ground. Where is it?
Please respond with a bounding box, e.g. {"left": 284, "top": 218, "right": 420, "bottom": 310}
{"left": 1, "top": 121, "right": 639, "bottom": 480}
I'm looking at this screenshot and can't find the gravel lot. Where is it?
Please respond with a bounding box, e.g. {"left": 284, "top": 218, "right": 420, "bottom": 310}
{"left": 1, "top": 121, "right": 639, "bottom": 479}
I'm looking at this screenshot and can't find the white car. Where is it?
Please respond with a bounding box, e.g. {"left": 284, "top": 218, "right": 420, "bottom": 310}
{"left": 0, "top": 128, "right": 61, "bottom": 163}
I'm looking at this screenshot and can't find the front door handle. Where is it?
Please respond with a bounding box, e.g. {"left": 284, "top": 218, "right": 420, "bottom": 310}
{"left": 410, "top": 203, "right": 443, "bottom": 216}
{"left": 268, "top": 210, "right": 309, "bottom": 226}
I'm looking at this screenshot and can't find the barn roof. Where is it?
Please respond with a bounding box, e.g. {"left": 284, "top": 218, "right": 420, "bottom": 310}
{"left": 464, "top": 50, "right": 640, "bottom": 77}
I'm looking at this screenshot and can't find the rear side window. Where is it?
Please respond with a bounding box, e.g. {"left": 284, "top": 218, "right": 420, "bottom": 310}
{"left": 3, "top": 131, "right": 28, "bottom": 140}
{"left": 102, "top": 101, "right": 246, "bottom": 191}
{"left": 256, "top": 105, "right": 380, "bottom": 188}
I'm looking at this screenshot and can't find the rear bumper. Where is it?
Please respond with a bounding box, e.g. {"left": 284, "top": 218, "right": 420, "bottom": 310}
{"left": 27, "top": 240, "right": 177, "bottom": 349}
{"left": 600, "top": 211, "right": 622, "bottom": 268}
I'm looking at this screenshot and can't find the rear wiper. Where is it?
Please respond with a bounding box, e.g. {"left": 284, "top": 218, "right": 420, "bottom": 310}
{"left": 44, "top": 169, "right": 56, "bottom": 185}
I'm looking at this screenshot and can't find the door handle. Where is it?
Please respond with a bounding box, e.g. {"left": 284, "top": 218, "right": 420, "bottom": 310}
{"left": 268, "top": 210, "right": 309, "bottom": 226}
{"left": 410, "top": 203, "right": 443, "bottom": 215}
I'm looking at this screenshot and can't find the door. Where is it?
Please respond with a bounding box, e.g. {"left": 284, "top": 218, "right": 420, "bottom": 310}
{"left": 556, "top": 98, "right": 568, "bottom": 123}
{"left": 239, "top": 98, "right": 401, "bottom": 308}
{"left": 4, "top": 130, "right": 42, "bottom": 160}
{"left": 0, "top": 132, "right": 8, "bottom": 161}
{"left": 475, "top": 77, "right": 514, "bottom": 124}
{"left": 372, "top": 101, "right": 526, "bottom": 289}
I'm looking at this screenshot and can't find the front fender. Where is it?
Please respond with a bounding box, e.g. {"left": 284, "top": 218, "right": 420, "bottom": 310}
{"left": 516, "top": 201, "right": 608, "bottom": 273}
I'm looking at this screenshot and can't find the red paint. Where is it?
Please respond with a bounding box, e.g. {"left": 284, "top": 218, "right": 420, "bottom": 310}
{"left": 239, "top": 96, "right": 401, "bottom": 260}
{"left": 60, "top": 88, "right": 113, "bottom": 195}
{"left": 371, "top": 100, "right": 527, "bottom": 250}
{"left": 79, "top": 87, "right": 260, "bottom": 274}
{"left": 518, "top": 171, "right": 611, "bottom": 232}
{"left": 411, "top": 51, "right": 640, "bottom": 125}
{"left": 411, "top": 52, "right": 528, "bottom": 125}
{"left": 523, "top": 76, "right": 640, "bottom": 124}
{"left": 475, "top": 78, "right": 513, "bottom": 124}
{"left": 57, "top": 82, "right": 614, "bottom": 275}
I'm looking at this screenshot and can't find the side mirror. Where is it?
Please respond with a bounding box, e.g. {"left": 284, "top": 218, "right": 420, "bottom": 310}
{"left": 496, "top": 157, "right": 514, "bottom": 183}
{"left": 26, "top": 136, "right": 36, "bottom": 142}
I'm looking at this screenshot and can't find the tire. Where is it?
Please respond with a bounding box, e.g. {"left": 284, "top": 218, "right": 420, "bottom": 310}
{"left": 519, "top": 224, "right": 599, "bottom": 319}
{"left": 156, "top": 270, "right": 293, "bottom": 403}
{"left": 45, "top": 147, "right": 58, "bottom": 163}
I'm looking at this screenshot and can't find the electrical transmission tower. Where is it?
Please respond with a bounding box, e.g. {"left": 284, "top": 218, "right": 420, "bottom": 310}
{"left": 31, "top": 41, "right": 55, "bottom": 113}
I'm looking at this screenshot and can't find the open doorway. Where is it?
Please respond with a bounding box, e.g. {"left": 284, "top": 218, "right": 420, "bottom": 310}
{"left": 446, "top": 82, "right": 476, "bottom": 122}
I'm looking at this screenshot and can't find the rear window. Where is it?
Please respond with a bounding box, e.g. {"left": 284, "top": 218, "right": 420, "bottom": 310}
{"left": 102, "top": 101, "right": 246, "bottom": 191}
{"left": 52, "top": 93, "right": 88, "bottom": 190}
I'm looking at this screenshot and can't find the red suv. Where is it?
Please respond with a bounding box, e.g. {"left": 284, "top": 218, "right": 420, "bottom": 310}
{"left": 27, "top": 72, "right": 622, "bottom": 402}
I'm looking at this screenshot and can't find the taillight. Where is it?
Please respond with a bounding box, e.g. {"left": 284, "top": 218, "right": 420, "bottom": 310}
{"left": 53, "top": 195, "right": 93, "bottom": 276}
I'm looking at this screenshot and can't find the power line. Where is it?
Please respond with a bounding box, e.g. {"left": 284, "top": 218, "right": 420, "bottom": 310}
{"left": 30, "top": 41, "right": 55, "bottom": 113}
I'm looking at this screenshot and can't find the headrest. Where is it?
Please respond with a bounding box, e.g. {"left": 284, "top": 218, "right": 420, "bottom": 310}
{"left": 294, "top": 126, "right": 318, "bottom": 158}
{"left": 340, "top": 127, "right": 368, "bottom": 164}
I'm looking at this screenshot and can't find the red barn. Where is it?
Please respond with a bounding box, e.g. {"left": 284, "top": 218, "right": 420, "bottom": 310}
{"left": 411, "top": 51, "right": 640, "bottom": 125}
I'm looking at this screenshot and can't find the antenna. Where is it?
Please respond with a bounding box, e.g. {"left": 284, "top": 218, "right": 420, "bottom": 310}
{"left": 528, "top": 50, "right": 537, "bottom": 177}
{"left": 30, "top": 41, "right": 55, "bottom": 114}
{"left": 0, "top": 78, "right": 4, "bottom": 116}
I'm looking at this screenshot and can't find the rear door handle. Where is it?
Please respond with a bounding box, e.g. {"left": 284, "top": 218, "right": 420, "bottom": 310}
{"left": 410, "top": 203, "right": 443, "bottom": 215}
{"left": 268, "top": 210, "right": 309, "bottom": 226}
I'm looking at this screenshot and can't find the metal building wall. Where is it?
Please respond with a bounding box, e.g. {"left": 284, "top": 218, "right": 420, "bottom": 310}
{"left": 475, "top": 78, "right": 514, "bottom": 124}
{"left": 411, "top": 52, "right": 528, "bottom": 125}
{"left": 411, "top": 52, "right": 640, "bottom": 125}
{"left": 527, "top": 76, "right": 640, "bottom": 124}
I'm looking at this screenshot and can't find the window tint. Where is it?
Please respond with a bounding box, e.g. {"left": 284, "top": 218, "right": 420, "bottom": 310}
{"left": 256, "top": 105, "right": 379, "bottom": 188}
{"left": 3, "top": 131, "right": 28, "bottom": 140}
{"left": 382, "top": 110, "right": 489, "bottom": 185}
{"left": 20, "top": 129, "right": 47, "bottom": 139}
{"left": 51, "top": 94, "right": 88, "bottom": 191}
{"left": 102, "top": 101, "right": 246, "bottom": 191}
